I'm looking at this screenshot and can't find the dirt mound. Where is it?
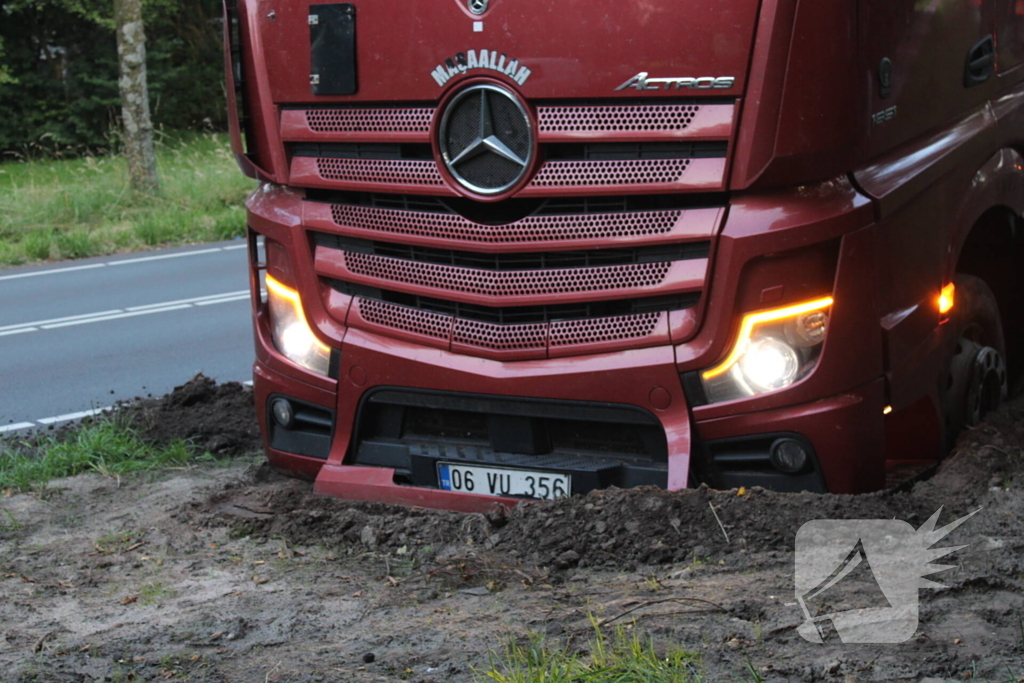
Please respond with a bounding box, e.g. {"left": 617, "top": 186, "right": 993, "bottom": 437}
{"left": 121, "top": 373, "right": 260, "bottom": 456}
{"left": 182, "top": 396, "right": 1024, "bottom": 573}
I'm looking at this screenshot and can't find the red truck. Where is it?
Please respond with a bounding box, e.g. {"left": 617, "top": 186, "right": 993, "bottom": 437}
{"left": 225, "top": 0, "right": 1021, "bottom": 511}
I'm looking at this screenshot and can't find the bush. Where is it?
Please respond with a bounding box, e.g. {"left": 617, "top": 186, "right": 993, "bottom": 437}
{"left": 0, "top": 0, "right": 226, "bottom": 155}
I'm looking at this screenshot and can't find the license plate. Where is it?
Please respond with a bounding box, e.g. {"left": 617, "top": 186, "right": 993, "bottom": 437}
{"left": 437, "top": 463, "right": 571, "bottom": 500}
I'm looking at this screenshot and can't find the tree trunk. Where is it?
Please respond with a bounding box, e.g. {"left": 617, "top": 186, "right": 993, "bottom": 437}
{"left": 114, "top": 0, "right": 159, "bottom": 194}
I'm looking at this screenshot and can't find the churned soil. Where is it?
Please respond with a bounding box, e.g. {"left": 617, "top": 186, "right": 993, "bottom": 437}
{"left": 0, "top": 377, "right": 1022, "bottom": 682}
{"left": 120, "top": 373, "right": 262, "bottom": 457}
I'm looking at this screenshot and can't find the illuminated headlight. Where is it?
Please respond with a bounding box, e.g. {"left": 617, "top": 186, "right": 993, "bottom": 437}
{"left": 701, "top": 297, "right": 833, "bottom": 403}
{"left": 265, "top": 274, "right": 331, "bottom": 376}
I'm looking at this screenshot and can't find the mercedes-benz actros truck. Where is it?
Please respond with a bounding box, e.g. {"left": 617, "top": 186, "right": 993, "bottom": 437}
{"left": 225, "top": 0, "right": 1024, "bottom": 511}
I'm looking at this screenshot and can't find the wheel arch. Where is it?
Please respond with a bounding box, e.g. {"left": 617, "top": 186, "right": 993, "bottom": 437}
{"left": 950, "top": 148, "right": 1024, "bottom": 382}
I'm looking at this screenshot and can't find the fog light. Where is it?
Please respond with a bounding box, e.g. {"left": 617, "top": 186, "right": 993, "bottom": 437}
{"left": 271, "top": 398, "right": 294, "bottom": 429}
{"left": 770, "top": 437, "right": 808, "bottom": 473}
{"left": 738, "top": 337, "right": 800, "bottom": 392}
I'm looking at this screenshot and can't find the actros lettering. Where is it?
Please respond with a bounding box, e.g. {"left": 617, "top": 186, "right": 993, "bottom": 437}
{"left": 616, "top": 72, "right": 736, "bottom": 91}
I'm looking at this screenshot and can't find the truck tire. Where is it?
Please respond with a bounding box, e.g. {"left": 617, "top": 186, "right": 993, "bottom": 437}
{"left": 942, "top": 274, "right": 1008, "bottom": 447}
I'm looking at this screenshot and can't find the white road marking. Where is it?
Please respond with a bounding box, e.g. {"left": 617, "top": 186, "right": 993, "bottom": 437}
{"left": 1, "top": 407, "right": 115, "bottom": 434}
{"left": 195, "top": 294, "right": 251, "bottom": 306}
{"left": 36, "top": 407, "right": 113, "bottom": 425}
{"left": 109, "top": 247, "right": 223, "bottom": 266}
{"left": 0, "top": 328, "right": 38, "bottom": 338}
{"left": 126, "top": 290, "right": 248, "bottom": 311}
{"left": 0, "top": 309, "right": 122, "bottom": 333}
{"left": 42, "top": 304, "right": 195, "bottom": 329}
{"left": 0, "top": 422, "right": 35, "bottom": 434}
{"left": 2, "top": 291, "right": 252, "bottom": 336}
{"left": 3, "top": 374, "right": 256, "bottom": 434}
{"left": 0, "top": 244, "right": 247, "bottom": 282}
{"left": 0, "top": 263, "right": 107, "bottom": 282}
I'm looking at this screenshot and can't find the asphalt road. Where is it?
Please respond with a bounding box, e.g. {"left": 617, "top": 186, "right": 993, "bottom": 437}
{"left": 0, "top": 240, "right": 255, "bottom": 433}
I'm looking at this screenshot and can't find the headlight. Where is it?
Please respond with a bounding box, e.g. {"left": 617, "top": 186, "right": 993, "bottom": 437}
{"left": 265, "top": 274, "right": 331, "bottom": 376}
{"left": 701, "top": 296, "right": 833, "bottom": 403}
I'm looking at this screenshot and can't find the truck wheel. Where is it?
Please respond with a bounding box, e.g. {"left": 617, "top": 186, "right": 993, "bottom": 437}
{"left": 942, "top": 274, "right": 1008, "bottom": 445}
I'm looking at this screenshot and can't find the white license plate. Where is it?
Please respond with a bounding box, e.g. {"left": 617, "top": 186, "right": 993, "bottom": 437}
{"left": 437, "top": 463, "right": 571, "bottom": 500}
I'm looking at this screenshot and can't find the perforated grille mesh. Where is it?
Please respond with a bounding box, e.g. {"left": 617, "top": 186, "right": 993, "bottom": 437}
{"left": 316, "top": 158, "right": 445, "bottom": 185}
{"left": 353, "top": 297, "right": 665, "bottom": 354}
{"left": 549, "top": 313, "right": 660, "bottom": 347}
{"left": 330, "top": 205, "right": 682, "bottom": 244}
{"left": 537, "top": 105, "right": 701, "bottom": 133}
{"left": 305, "top": 108, "right": 433, "bottom": 133}
{"left": 357, "top": 298, "right": 451, "bottom": 339}
{"left": 300, "top": 104, "right": 710, "bottom": 136}
{"left": 530, "top": 159, "right": 691, "bottom": 187}
{"left": 452, "top": 319, "right": 547, "bottom": 351}
{"left": 343, "top": 252, "right": 671, "bottom": 297}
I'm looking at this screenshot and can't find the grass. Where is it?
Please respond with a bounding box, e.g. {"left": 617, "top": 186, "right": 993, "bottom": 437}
{"left": 139, "top": 581, "right": 177, "bottom": 606}
{"left": 0, "top": 131, "right": 253, "bottom": 267}
{"left": 0, "top": 416, "right": 205, "bottom": 491}
{"left": 478, "top": 619, "right": 703, "bottom": 683}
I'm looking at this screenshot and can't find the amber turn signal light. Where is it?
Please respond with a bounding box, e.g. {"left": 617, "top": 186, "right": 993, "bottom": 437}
{"left": 938, "top": 282, "right": 955, "bottom": 315}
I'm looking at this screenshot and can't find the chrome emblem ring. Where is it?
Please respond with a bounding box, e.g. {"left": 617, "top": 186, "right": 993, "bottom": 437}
{"left": 438, "top": 83, "right": 533, "bottom": 196}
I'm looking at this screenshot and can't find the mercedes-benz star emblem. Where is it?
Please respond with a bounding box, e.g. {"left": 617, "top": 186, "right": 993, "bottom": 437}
{"left": 468, "top": 0, "right": 488, "bottom": 15}
{"left": 438, "top": 83, "right": 533, "bottom": 196}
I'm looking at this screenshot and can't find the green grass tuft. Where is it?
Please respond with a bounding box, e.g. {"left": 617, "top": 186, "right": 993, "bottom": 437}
{"left": 478, "top": 618, "right": 703, "bottom": 683}
{"left": 0, "top": 416, "right": 205, "bottom": 491}
{"left": 0, "top": 132, "right": 253, "bottom": 267}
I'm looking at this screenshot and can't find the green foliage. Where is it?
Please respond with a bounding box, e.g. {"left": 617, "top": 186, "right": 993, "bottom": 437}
{"left": 0, "top": 415, "right": 203, "bottom": 491}
{"left": 0, "top": 36, "right": 13, "bottom": 84}
{"left": 478, "top": 619, "right": 703, "bottom": 683}
{"left": 0, "top": 0, "right": 225, "bottom": 154}
{"left": 0, "top": 132, "right": 251, "bottom": 266}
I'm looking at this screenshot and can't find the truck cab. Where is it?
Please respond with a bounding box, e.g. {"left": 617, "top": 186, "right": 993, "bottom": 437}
{"left": 226, "top": 0, "right": 1023, "bottom": 510}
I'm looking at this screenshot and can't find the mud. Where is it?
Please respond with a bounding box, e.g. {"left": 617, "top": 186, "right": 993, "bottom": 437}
{"left": 120, "top": 373, "right": 261, "bottom": 457}
{"left": 188, "top": 406, "right": 1022, "bottom": 573}
{"left": 0, "top": 379, "right": 1022, "bottom": 682}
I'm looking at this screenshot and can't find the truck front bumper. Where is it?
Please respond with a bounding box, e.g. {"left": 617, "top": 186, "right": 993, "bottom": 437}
{"left": 253, "top": 325, "right": 885, "bottom": 512}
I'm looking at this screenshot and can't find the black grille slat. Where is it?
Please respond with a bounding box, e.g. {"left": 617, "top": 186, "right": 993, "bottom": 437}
{"left": 545, "top": 141, "right": 728, "bottom": 161}
{"left": 330, "top": 280, "right": 697, "bottom": 324}
{"left": 313, "top": 233, "right": 710, "bottom": 270}
{"left": 292, "top": 142, "right": 434, "bottom": 160}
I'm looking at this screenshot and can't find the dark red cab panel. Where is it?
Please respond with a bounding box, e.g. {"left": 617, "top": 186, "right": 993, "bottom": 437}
{"left": 259, "top": 0, "right": 761, "bottom": 104}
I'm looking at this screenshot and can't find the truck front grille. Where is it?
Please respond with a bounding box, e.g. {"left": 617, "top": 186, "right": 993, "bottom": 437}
{"left": 330, "top": 281, "right": 694, "bottom": 358}
{"left": 283, "top": 100, "right": 735, "bottom": 195}
{"left": 285, "top": 99, "right": 732, "bottom": 358}
{"left": 330, "top": 280, "right": 696, "bottom": 324}
{"left": 329, "top": 200, "right": 684, "bottom": 244}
